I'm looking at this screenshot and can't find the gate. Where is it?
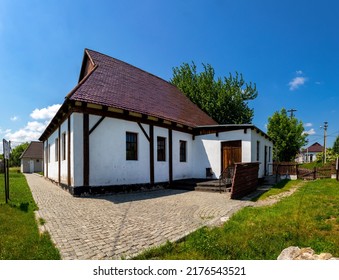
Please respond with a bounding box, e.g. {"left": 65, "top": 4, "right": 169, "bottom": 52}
{"left": 273, "top": 162, "right": 335, "bottom": 180}
{"left": 297, "top": 167, "right": 315, "bottom": 180}
{"left": 297, "top": 167, "right": 332, "bottom": 180}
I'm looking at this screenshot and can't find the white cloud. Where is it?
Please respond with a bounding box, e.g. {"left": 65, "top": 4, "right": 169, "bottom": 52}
{"left": 30, "top": 104, "right": 61, "bottom": 120}
{"left": 0, "top": 128, "right": 11, "bottom": 135}
{"left": 304, "top": 123, "right": 313, "bottom": 127}
{"left": 3, "top": 104, "right": 60, "bottom": 145}
{"left": 10, "top": 116, "right": 19, "bottom": 121}
{"left": 289, "top": 76, "right": 307, "bottom": 91}
{"left": 303, "top": 128, "right": 316, "bottom": 135}
{"left": 4, "top": 120, "right": 49, "bottom": 143}
{"left": 296, "top": 70, "right": 303, "bottom": 75}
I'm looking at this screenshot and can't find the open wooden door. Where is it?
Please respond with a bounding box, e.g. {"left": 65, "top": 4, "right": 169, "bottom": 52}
{"left": 221, "top": 140, "right": 242, "bottom": 172}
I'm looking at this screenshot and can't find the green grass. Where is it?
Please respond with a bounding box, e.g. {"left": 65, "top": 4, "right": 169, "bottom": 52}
{"left": 0, "top": 171, "right": 60, "bottom": 259}
{"left": 134, "top": 179, "right": 339, "bottom": 260}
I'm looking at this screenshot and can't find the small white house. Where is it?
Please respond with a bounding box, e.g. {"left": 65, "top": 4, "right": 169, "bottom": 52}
{"left": 39, "top": 49, "right": 273, "bottom": 195}
{"left": 20, "top": 141, "right": 43, "bottom": 173}
{"left": 297, "top": 142, "right": 324, "bottom": 163}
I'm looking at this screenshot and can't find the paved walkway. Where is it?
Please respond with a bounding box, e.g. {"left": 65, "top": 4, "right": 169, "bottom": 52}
{"left": 25, "top": 174, "right": 254, "bottom": 260}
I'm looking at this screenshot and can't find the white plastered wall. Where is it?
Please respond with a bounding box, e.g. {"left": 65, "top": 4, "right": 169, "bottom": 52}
{"left": 153, "top": 126, "right": 169, "bottom": 183}
{"left": 59, "top": 119, "right": 68, "bottom": 184}
{"left": 46, "top": 112, "right": 273, "bottom": 186}
{"left": 193, "top": 129, "right": 253, "bottom": 179}
{"left": 89, "top": 117, "right": 150, "bottom": 186}
{"left": 45, "top": 128, "right": 59, "bottom": 182}
{"left": 249, "top": 129, "right": 274, "bottom": 177}
{"left": 172, "top": 131, "right": 194, "bottom": 180}
{"left": 71, "top": 113, "right": 83, "bottom": 186}
{"left": 89, "top": 117, "right": 197, "bottom": 185}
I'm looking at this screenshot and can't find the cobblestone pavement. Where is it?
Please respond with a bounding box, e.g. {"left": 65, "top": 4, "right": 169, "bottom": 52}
{"left": 25, "top": 174, "right": 254, "bottom": 260}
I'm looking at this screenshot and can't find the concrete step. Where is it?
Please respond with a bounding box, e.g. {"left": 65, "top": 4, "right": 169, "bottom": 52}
{"left": 263, "top": 176, "right": 278, "bottom": 185}
{"left": 170, "top": 179, "right": 230, "bottom": 193}
{"left": 195, "top": 185, "right": 230, "bottom": 193}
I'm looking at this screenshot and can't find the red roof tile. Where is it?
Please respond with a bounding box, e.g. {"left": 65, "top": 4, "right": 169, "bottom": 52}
{"left": 306, "top": 142, "right": 323, "bottom": 153}
{"left": 68, "top": 49, "right": 217, "bottom": 127}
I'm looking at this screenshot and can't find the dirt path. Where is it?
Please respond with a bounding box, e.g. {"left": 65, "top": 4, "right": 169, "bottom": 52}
{"left": 254, "top": 181, "right": 307, "bottom": 207}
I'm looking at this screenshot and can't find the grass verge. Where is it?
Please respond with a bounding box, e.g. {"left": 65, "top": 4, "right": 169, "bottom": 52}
{"left": 134, "top": 179, "right": 339, "bottom": 260}
{"left": 0, "top": 171, "right": 60, "bottom": 259}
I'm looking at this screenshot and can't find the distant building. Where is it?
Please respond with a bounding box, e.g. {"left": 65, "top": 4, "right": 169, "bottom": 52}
{"left": 20, "top": 141, "right": 43, "bottom": 173}
{"left": 297, "top": 142, "right": 324, "bottom": 163}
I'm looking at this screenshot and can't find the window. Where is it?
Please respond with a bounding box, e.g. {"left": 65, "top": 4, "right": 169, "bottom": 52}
{"left": 180, "top": 140, "right": 187, "bottom": 162}
{"left": 256, "top": 141, "right": 260, "bottom": 161}
{"left": 55, "top": 138, "right": 59, "bottom": 162}
{"left": 157, "top": 137, "right": 166, "bottom": 161}
{"left": 126, "top": 132, "right": 138, "bottom": 160}
{"left": 62, "top": 132, "right": 66, "bottom": 161}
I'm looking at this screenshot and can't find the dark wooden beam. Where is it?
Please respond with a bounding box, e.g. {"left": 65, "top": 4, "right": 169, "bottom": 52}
{"left": 67, "top": 116, "right": 71, "bottom": 186}
{"left": 41, "top": 101, "right": 196, "bottom": 141}
{"left": 45, "top": 139, "right": 48, "bottom": 178}
{"left": 149, "top": 124, "right": 154, "bottom": 186}
{"left": 58, "top": 127, "right": 61, "bottom": 184}
{"left": 83, "top": 113, "right": 89, "bottom": 186}
{"left": 137, "top": 123, "right": 150, "bottom": 142}
{"left": 168, "top": 128, "right": 173, "bottom": 185}
{"left": 72, "top": 106, "right": 194, "bottom": 135}
{"left": 89, "top": 116, "right": 105, "bottom": 135}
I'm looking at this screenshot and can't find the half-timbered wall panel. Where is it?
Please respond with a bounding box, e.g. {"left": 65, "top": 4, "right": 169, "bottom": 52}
{"left": 89, "top": 117, "right": 150, "bottom": 186}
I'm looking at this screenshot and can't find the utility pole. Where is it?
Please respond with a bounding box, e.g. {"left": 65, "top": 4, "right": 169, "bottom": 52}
{"left": 322, "top": 121, "right": 328, "bottom": 164}
{"left": 287, "top": 109, "right": 297, "bottom": 119}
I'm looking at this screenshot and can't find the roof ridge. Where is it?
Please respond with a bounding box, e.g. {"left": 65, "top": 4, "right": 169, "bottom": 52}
{"left": 84, "top": 49, "right": 215, "bottom": 124}
{"left": 66, "top": 64, "right": 98, "bottom": 99}
{"left": 85, "top": 48, "right": 182, "bottom": 92}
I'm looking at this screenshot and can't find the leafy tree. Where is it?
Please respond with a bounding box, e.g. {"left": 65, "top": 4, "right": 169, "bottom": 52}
{"left": 333, "top": 136, "right": 339, "bottom": 154}
{"left": 170, "top": 62, "right": 258, "bottom": 124}
{"left": 9, "top": 142, "right": 29, "bottom": 167}
{"left": 316, "top": 148, "right": 339, "bottom": 163}
{"left": 267, "top": 108, "right": 307, "bottom": 162}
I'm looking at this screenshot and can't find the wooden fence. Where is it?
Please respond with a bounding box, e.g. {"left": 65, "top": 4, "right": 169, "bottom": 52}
{"left": 273, "top": 162, "right": 337, "bottom": 180}
{"left": 230, "top": 162, "right": 259, "bottom": 199}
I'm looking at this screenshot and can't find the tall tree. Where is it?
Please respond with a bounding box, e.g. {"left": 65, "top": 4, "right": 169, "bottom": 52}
{"left": 9, "top": 142, "right": 29, "bottom": 167}
{"left": 170, "top": 62, "right": 258, "bottom": 124}
{"left": 267, "top": 108, "right": 307, "bottom": 162}
{"left": 333, "top": 136, "right": 339, "bottom": 155}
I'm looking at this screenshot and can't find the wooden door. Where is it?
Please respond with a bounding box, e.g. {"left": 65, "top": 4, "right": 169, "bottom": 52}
{"left": 221, "top": 141, "right": 242, "bottom": 172}
{"left": 29, "top": 160, "right": 34, "bottom": 173}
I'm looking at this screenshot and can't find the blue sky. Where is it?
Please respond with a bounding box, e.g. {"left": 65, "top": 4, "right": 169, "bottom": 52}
{"left": 1, "top": 0, "right": 338, "bottom": 153}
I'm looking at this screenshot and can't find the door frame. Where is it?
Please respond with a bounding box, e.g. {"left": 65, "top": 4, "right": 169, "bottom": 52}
{"left": 221, "top": 140, "right": 242, "bottom": 173}
{"left": 29, "top": 159, "right": 35, "bottom": 173}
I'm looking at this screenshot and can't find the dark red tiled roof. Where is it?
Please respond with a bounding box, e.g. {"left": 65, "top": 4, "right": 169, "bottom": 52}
{"left": 68, "top": 49, "right": 217, "bottom": 127}
{"left": 20, "top": 141, "right": 43, "bottom": 159}
{"left": 306, "top": 142, "right": 323, "bottom": 153}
